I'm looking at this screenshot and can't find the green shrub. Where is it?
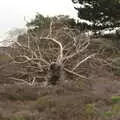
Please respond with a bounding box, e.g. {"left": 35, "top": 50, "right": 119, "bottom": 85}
{"left": 35, "top": 96, "right": 55, "bottom": 112}
{"left": 104, "top": 111, "right": 114, "bottom": 118}
{"left": 85, "top": 103, "right": 96, "bottom": 115}
{"left": 111, "top": 96, "right": 120, "bottom": 103}
{"left": 112, "top": 104, "right": 120, "bottom": 115}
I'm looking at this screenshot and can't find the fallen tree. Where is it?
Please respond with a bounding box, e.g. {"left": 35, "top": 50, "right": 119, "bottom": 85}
{"left": 5, "top": 22, "right": 96, "bottom": 87}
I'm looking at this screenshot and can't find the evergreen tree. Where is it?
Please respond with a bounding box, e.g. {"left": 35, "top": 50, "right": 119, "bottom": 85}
{"left": 72, "top": 0, "right": 120, "bottom": 30}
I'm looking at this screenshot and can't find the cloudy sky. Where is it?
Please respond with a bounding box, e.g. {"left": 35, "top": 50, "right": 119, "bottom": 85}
{"left": 0, "top": 0, "right": 77, "bottom": 41}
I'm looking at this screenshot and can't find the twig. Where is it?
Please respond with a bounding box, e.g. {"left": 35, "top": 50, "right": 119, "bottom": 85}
{"left": 63, "top": 41, "right": 90, "bottom": 61}
{"left": 31, "top": 77, "right": 36, "bottom": 85}
{"left": 12, "top": 55, "right": 49, "bottom": 65}
{"left": 49, "top": 19, "right": 53, "bottom": 37}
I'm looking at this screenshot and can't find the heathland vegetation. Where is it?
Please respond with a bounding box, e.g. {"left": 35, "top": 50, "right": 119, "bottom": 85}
{"left": 0, "top": 0, "right": 120, "bottom": 119}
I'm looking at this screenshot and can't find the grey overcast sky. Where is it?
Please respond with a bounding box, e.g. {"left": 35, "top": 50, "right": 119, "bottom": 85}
{"left": 0, "top": 0, "right": 77, "bottom": 41}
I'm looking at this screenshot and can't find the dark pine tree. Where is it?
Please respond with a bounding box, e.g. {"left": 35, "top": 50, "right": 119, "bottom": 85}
{"left": 72, "top": 0, "right": 120, "bottom": 30}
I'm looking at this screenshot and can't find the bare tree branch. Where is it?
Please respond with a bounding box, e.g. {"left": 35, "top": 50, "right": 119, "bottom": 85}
{"left": 63, "top": 39, "right": 90, "bottom": 61}
{"left": 31, "top": 77, "right": 36, "bottom": 85}
{"left": 39, "top": 37, "right": 63, "bottom": 64}
{"left": 49, "top": 19, "right": 53, "bottom": 37}
{"left": 64, "top": 68, "right": 89, "bottom": 80}
{"left": 72, "top": 54, "right": 96, "bottom": 71}
{"left": 9, "top": 77, "right": 33, "bottom": 86}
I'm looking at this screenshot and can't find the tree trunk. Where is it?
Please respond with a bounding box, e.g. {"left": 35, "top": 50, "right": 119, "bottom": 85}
{"left": 46, "top": 62, "right": 64, "bottom": 85}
